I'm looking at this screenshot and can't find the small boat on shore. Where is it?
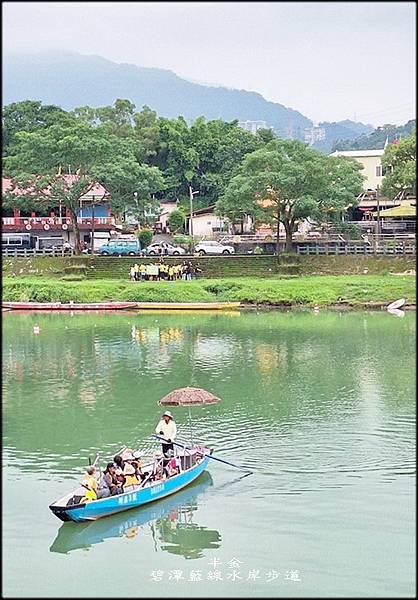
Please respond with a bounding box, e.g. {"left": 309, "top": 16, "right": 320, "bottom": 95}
{"left": 49, "top": 447, "right": 211, "bottom": 523}
{"left": 2, "top": 301, "right": 137, "bottom": 311}
{"left": 387, "top": 298, "right": 406, "bottom": 311}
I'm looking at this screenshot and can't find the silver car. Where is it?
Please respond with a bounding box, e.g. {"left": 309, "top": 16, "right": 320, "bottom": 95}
{"left": 145, "top": 242, "right": 186, "bottom": 256}
{"left": 194, "top": 240, "right": 235, "bottom": 255}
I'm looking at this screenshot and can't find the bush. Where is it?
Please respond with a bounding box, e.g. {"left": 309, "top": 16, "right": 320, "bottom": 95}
{"left": 332, "top": 222, "right": 362, "bottom": 239}
{"left": 168, "top": 209, "right": 186, "bottom": 233}
{"left": 137, "top": 229, "right": 153, "bottom": 248}
{"left": 173, "top": 234, "right": 193, "bottom": 249}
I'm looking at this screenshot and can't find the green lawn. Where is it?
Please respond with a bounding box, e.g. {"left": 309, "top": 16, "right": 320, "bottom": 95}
{"left": 2, "top": 274, "right": 415, "bottom": 306}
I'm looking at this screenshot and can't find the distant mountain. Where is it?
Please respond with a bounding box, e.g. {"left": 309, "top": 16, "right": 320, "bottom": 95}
{"left": 332, "top": 120, "right": 416, "bottom": 151}
{"left": 3, "top": 51, "right": 312, "bottom": 138}
{"left": 2, "top": 51, "right": 379, "bottom": 150}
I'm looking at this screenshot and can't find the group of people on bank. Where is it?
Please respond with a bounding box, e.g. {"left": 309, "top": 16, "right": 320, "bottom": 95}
{"left": 69, "top": 411, "right": 184, "bottom": 505}
{"left": 129, "top": 260, "right": 202, "bottom": 282}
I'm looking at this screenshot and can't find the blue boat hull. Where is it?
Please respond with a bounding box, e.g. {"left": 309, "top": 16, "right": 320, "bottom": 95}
{"left": 49, "top": 456, "right": 210, "bottom": 523}
{"left": 50, "top": 471, "right": 214, "bottom": 554}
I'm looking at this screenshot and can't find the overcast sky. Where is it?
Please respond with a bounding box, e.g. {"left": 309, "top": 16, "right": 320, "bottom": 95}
{"left": 3, "top": 1, "right": 416, "bottom": 126}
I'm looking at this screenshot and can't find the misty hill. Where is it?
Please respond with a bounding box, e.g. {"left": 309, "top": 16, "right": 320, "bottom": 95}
{"left": 312, "top": 120, "right": 375, "bottom": 153}
{"left": 3, "top": 51, "right": 374, "bottom": 147}
{"left": 332, "top": 119, "right": 416, "bottom": 151}
{"left": 3, "top": 51, "right": 312, "bottom": 137}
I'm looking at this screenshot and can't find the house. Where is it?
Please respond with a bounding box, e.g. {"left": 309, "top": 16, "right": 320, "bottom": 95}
{"left": 154, "top": 199, "right": 179, "bottom": 232}
{"left": 2, "top": 175, "right": 119, "bottom": 249}
{"left": 330, "top": 149, "right": 386, "bottom": 191}
{"left": 185, "top": 205, "right": 229, "bottom": 237}
{"left": 329, "top": 148, "right": 397, "bottom": 219}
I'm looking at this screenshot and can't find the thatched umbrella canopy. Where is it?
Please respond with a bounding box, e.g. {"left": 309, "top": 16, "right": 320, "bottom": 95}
{"left": 158, "top": 387, "right": 221, "bottom": 407}
{"left": 158, "top": 388, "right": 221, "bottom": 444}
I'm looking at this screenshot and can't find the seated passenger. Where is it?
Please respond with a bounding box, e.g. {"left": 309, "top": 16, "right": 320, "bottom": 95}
{"left": 113, "top": 454, "right": 126, "bottom": 486}
{"left": 97, "top": 463, "right": 120, "bottom": 497}
{"left": 123, "top": 462, "right": 140, "bottom": 491}
{"left": 132, "top": 450, "right": 146, "bottom": 482}
{"left": 79, "top": 466, "right": 98, "bottom": 501}
{"left": 166, "top": 451, "right": 180, "bottom": 477}
{"left": 152, "top": 451, "right": 167, "bottom": 481}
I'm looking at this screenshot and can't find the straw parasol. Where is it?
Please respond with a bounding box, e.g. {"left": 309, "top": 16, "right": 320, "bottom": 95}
{"left": 158, "top": 387, "right": 221, "bottom": 443}
{"left": 159, "top": 387, "right": 221, "bottom": 407}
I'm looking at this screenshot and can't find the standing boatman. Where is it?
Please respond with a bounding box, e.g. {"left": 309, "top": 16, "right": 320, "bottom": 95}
{"left": 155, "top": 410, "right": 177, "bottom": 456}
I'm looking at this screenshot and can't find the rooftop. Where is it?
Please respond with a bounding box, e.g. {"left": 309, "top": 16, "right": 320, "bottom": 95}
{"left": 331, "top": 149, "right": 385, "bottom": 158}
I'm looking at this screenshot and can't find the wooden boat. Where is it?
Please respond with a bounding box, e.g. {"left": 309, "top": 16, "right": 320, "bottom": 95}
{"left": 2, "top": 301, "right": 138, "bottom": 311}
{"left": 50, "top": 471, "right": 214, "bottom": 554}
{"left": 49, "top": 447, "right": 211, "bottom": 523}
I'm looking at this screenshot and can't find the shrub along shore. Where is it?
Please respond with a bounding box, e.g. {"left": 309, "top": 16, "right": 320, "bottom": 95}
{"left": 2, "top": 275, "right": 416, "bottom": 308}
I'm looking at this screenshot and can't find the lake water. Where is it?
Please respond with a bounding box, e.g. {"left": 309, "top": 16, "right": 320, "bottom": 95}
{"left": 2, "top": 309, "right": 416, "bottom": 598}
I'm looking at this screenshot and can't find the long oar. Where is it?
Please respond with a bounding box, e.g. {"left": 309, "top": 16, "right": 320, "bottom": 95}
{"left": 152, "top": 434, "right": 253, "bottom": 474}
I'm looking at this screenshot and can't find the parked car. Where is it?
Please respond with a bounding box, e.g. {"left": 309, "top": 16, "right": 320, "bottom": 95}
{"left": 98, "top": 239, "right": 142, "bottom": 256}
{"left": 194, "top": 240, "right": 235, "bottom": 255}
{"left": 145, "top": 242, "right": 186, "bottom": 256}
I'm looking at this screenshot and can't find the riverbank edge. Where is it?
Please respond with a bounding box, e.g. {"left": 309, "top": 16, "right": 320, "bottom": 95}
{"left": 239, "top": 301, "right": 416, "bottom": 310}
{"left": 2, "top": 302, "right": 415, "bottom": 312}
{"left": 2, "top": 273, "right": 416, "bottom": 311}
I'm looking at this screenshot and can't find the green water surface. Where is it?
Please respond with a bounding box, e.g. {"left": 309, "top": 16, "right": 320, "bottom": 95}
{"left": 2, "top": 309, "right": 416, "bottom": 598}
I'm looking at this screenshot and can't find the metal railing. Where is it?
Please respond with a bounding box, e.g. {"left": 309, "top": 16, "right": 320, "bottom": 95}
{"left": 296, "top": 242, "right": 416, "bottom": 255}
{"left": 2, "top": 247, "right": 75, "bottom": 257}
{"left": 2, "top": 216, "right": 115, "bottom": 226}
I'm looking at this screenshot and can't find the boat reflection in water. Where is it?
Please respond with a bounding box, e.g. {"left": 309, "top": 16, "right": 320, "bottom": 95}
{"left": 50, "top": 471, "right": 220, "bottom": 558}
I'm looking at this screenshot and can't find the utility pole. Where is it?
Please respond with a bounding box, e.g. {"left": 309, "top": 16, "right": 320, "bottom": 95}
{"left": 90, "top": 201, "right": 95, "bottom": 255}
{"left": 188, "top": 185, "right": 199, "bottom": 247}
{"left": 376, "top": 185, "right": 381, "bottom": 238}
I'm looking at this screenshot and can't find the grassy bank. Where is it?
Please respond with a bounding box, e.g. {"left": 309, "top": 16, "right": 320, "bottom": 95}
{"left": 2, "top": 275, "right": 415, "bottom": 307}
{"left": 3, "top": 254, "right": 416, "bottom": 280}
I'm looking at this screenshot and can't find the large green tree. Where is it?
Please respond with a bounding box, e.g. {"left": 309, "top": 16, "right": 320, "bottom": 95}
{"left": 3, "top": 119, "right": 165, "bottom": 251}
{"left": 381, "top": 132, "right": 416, "bottom": 199}
{"left": 216, "top": 139, "right": 364, "bottom": 252}
{"left": 2, "top": 100, "right": 76, "bottom": 155}
{"left": 3, "top": 99, "right": 279, "bottom": 241}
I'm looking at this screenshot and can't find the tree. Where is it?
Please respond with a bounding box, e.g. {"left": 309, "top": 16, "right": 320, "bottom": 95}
{"left": 133, "top": 105, "right": 160, "bottom": 163}
{"left": 188, "top": 117, "right": 261, "bottom": 204}
{"left": 92, "top": 159, "right": 164, "bottom": 225}
{"left": 167, "top": 208, "right": 186, "bottom": 232}
{"left": 217, "top": 139, "right": 363, "bottom": 252}
{"left": 215, "top": 174, "right": 264, "bottom": 234}
{"left": 381, "top": 132, "right": 416, "bottom": 199}
{"left": 3, "top": 118, "right": 165, "bottom": 251}
{"left": 137, "top": 228, "right": 153, "bottom": 248}
{"left": 2, "top": 101, "right": 75, "bottom": 155}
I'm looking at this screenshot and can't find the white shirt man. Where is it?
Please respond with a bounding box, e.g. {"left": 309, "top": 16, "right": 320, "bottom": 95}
{"left": 155, "top": 411, "right": 177, "bottom": 456}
